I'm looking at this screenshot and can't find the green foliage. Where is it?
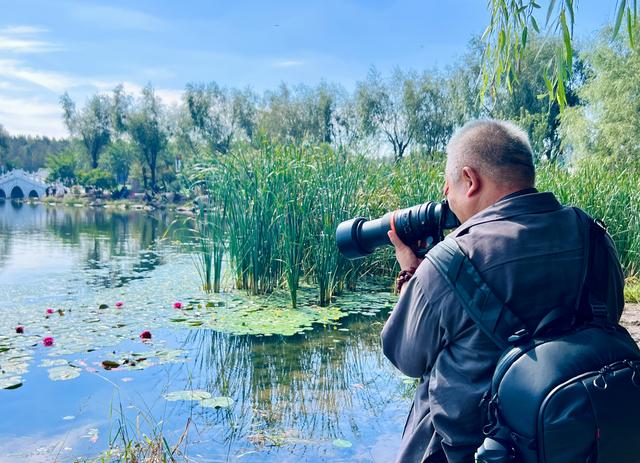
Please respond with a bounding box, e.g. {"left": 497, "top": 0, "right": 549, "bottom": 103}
{"left": 559, "top": 25, "right": 640, "bottom": 161}
{"left": 126, "top": 85, "right": 170, "bottom": 192}
{"left": 60, "top": 92, "right": 114, "bottom": 168}
{"left": 183, "top": 82, "right": 256, "bottom": 154}
{"left": 257, "top": 82, "right": 342, "bottom": 145}
{"left": 355, "top": 67, "right": 454, "bottom": 161}
{"left": 482, "top": 0, "right": 638, "bottom": 109}
{"left": 100, "top": 140, "right": 136, "bottom": 185}
{"left": 46, "top": 149, "right": 80, "bottom": 185}
{"left": 78, "top": 168, "right": 117, "bottom": 191}
{"left": 0, "top": 131, "right": 69, "bottom": 172}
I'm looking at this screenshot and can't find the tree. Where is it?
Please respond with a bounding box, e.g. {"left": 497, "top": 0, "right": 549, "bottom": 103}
{"left": 183, "top": 82, "right": 256, "bottom": 154}
{"left": 127, "top": 85, "right": 169, "bottom": 192}
{"left": 101, "top": 139, "right": 136, "bottom": 185}
{"left": 60, "top": 93, "right": 113, "bottom": 168}
{"left": 559, "top": 26, "right": 640, "bottom": 160}
{"left": 46, "top": 149, "right": 80, "bottom": 185}
{"left": 0, "top": 124, "right": 9, "bottom": 171}
{"left": 257, "top": 82, "right": 340, "bottom": 145}
{"left": 355, "top": 68, "right": 453, "bottom": 160}
{"left": 482, "top": 0, "right": 637, "bottom": 108}
{"left": 79, "top": 168, "right": 116, "bottom": 191}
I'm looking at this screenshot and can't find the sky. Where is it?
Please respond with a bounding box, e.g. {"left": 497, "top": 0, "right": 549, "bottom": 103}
{"left": 0, "top": 0, "right": 615, "bottom": 138}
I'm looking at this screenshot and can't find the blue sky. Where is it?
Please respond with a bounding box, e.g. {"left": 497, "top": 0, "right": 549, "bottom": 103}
{"left": 0, "top": 1, "right": 613, "bottom": 137}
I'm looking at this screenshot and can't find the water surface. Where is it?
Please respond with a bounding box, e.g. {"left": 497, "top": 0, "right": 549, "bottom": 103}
{"left": 0, "top": 202, "right": 410, "bottom": 462}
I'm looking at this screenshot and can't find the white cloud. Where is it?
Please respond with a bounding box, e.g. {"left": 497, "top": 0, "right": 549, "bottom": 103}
{"left": 273, "top": 59, "right": 305, "bottom": 68}
{"left": 0, "top": 59, "right": 77, "bottom": 93}
{"left": 0, "top": 26, "right": 48, "bottom": 35}
{"left": 0, "top": 36, "right": 63, "bottom": 54}
{"left": 0, "top": 94, "right": 66, "bottom": 137}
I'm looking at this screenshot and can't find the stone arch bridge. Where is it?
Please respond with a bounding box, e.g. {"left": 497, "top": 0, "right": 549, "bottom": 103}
{"left": 0, "top": 169, "right": 48, "bottom": 200}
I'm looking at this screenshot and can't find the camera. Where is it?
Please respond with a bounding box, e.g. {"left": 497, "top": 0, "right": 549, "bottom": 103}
{"left": 335, "top": 200, "right": 460, "bottom": 259}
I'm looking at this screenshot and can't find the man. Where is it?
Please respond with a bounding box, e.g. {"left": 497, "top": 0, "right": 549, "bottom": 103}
{"left": 381, "top": 119, "right": 624, "bottom": 463}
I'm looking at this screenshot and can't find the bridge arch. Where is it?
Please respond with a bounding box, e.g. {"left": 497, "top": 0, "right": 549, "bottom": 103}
{"left": 0, "top": 189, "right": 5, "bottom": 199}
{"left": 29, "top": 189, "right": 39, "bottom": 198}
{"left": 10, "top": 186, "right": 25, "bottom": 199}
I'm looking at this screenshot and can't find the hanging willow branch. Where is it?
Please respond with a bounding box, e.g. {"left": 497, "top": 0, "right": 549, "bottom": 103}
{"left": 482, "top": 0, "right": 638, "bottom": 109}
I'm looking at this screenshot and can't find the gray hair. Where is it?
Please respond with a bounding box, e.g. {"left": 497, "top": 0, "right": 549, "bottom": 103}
{"left": 446, "top": 119, "right": 535, "bottom": 188}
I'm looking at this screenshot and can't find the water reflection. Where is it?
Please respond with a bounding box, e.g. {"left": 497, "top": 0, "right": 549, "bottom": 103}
{"left": 0, "top": 202, "right": 184, "bottom": 288}
{"left": 0, "top": 203, "right": 407, "bottom": 462}
{"left": 172, "top": 314, "right": 406, "bottom": 460}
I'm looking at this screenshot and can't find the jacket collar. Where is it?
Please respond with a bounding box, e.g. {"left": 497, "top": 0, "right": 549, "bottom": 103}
{"left": 450, "top": 191, "right": 562, "bottom": 238}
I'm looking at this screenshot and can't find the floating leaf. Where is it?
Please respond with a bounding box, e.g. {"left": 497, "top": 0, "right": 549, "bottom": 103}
{"left": 48, "top": 365, "right": 81, "bottom": 381}
{"left": 0, "top": 377, "right": 23, "bottom": 389}
{"left": 201, "top": 396, "right": 234, "bottom": 409}
{"left": 98, "top": 304, "right": 109, "bottom": 310}
{"left": 332, "top": 439, "right": 352, "bottom": 448}
{"left": 101, "top": 360, "right": 120, "bottom": 370}
{"left": 163, "top": 390, "right": 211, "bottom": 401}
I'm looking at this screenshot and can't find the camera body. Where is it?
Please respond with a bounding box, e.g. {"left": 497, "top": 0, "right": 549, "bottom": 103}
{"left": 336, "top": 200, "right": 460, "bottom": 259}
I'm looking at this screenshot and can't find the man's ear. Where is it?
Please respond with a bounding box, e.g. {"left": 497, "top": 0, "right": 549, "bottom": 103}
{"left": 461, "top": 166, "right": 481, "bottom": 198}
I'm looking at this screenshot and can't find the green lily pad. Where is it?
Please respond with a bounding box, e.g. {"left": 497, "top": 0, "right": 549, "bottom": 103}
{"left": 163, "top": 390, "right": 212, "bottom": 401}
{"left": 332, "top": 438, "right": 352, "bottom": 448}
{"left": 201, "top": 396, "right": 234, "bottom": 409}
{"left": 0, "top": 376, "right": 23, "bottom": 389}
{"left": 48, "top": 365, "right": 81, "bottom": 381}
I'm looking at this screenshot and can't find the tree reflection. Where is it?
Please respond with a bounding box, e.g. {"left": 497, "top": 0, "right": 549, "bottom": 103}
{"left": 178, "top": 311, "right": 402, "bottom": 458}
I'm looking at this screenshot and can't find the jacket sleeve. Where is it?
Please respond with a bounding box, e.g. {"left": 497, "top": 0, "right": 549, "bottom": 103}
{"left": 381, "top": 269, "right": 447, "bottom": 378}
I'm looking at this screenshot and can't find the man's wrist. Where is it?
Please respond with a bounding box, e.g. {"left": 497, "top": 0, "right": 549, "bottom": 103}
{"left": 396, "top": 266, "right": 417, "bottom": 293}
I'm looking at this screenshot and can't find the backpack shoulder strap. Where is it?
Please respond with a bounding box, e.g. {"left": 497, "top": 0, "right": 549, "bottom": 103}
{"left": 425, "top": 238, "right": 527, "bottom": 351}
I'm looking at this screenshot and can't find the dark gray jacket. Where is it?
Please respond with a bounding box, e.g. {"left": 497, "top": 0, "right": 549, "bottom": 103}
{"left": 381, "top": 191, "right": 624, "bottom": 463}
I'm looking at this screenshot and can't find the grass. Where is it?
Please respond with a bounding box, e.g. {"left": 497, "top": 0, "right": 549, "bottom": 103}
{"left": 185, "top": 142, "right": 640, "bottom": 309}
{"left": 626, "top": 276, "right": 640, "bottom": 303}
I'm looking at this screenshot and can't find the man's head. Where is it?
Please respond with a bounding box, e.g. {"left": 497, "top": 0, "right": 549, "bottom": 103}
{"left": 444, "top": 119, "right": 535, "bottom": 223}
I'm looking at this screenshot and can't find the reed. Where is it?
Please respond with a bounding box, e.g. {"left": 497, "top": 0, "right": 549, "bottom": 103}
{"left": 187, "top": 143, "right": 640, "bottom": 309}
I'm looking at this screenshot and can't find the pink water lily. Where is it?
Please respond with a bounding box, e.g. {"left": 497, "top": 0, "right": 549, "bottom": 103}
{"left": 15, "top": 326, "right": 24, "bottom": 334}
{"left": 46, "top": 308, "right": 54, "bottom": 314}
{"left": 43, "top": 337, "right": 54, "bottom": 347}
{"left": 140, "top": 330, "right": 152, "bottom": 340}
{"left": 173, "top": 301, "right": 183, "bottom": 309}
{"left": 115, "top": 301, "right": 124, "bottom": 308}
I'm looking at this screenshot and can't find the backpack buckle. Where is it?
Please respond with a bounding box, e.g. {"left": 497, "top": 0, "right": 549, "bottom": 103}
{"left": 507, "top": 329, "right": 530, "bottom": 345}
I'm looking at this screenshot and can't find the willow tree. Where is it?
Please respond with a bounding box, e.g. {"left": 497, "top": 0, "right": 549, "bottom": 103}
{"left": 127, "top": 85, "right": 169, "bottom": 192}
{"left": 60, "top": 92, "right": 113, "bottom": 169}
{"left": 482, "top": 0, "right": 638, "bottom": 108}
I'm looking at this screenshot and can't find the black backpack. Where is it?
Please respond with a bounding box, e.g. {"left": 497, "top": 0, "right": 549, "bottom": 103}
{"left": 425, "top": 208, "right": 640, "bottom": 463}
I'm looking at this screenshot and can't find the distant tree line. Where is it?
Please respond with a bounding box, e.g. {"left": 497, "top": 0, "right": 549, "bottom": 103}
{"left": 2, "top": 23, "right": 636, "bottom": 192}
{"left": 0, "top": 127, "right": 69, "bottom": 173}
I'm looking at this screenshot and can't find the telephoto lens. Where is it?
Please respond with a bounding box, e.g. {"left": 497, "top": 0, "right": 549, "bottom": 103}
{"left": 335, "top": 200, "right": 460, "bottom": 259}
{"left": 475, "top": 438, "right": 515, "bottom": 463}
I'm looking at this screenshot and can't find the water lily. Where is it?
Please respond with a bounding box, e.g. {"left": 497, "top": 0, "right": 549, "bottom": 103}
{"left": 46, "top": 308, "right": 54, "bottom": 314}
{"left": 15, "top": 326, "right": 24, "bottom": 334}
{"left": 173, "top": 301, "right": 183, "bottom": 309}
{"left": 140, "top": 330, "right": 152, "bottom": 340}
{"left": 43, "top": 337, "right": 54, "bottom": 347}
{"left": 115, "top": 301, "right": 124, "bottom": 308}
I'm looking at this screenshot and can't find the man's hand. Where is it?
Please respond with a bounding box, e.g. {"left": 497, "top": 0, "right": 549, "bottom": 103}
{"left": 387, "top": 230, "right": 421, "bottom": 271}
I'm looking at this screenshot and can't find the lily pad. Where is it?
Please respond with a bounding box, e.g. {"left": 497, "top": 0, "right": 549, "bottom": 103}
{"left": 332, "top": 438, "right": 353, "bottom": 448}
{"left": 163, "top": 390, "right": 212, "bottom": 401}
{"left": 201, "top": 396, "right": 234, "bottom": 409}
{"left": 0, "top": 376, "right": 23, "bottom": 389}
{"left": 48, "top": 365, "right": 81, "bottom": 381}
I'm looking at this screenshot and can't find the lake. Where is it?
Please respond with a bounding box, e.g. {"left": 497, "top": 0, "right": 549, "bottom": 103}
{"left": 0, "top": 202, "right": 410, "bottom": 462}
